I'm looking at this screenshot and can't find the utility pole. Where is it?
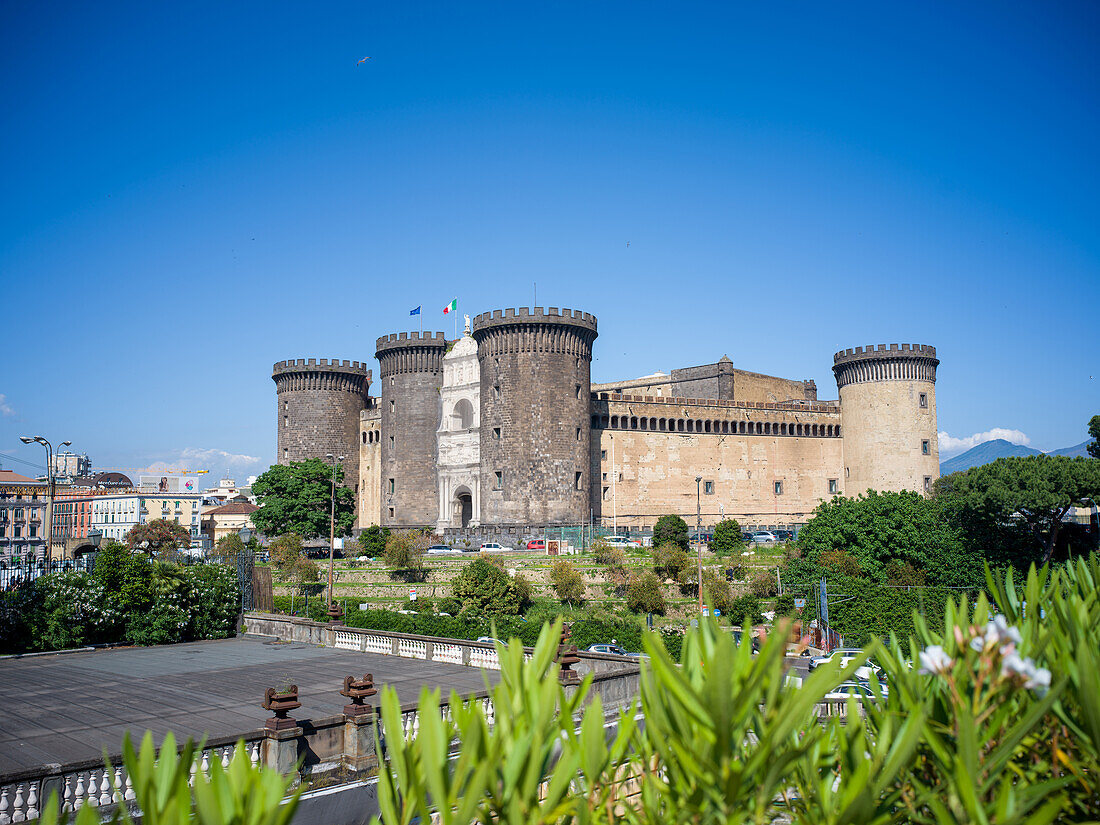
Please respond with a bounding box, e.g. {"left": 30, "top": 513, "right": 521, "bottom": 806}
{"left": 325, "top": 453, "right": 344, "bottom": 623}
{"left": 696, "top": 476, "right": 703, "bottom": 614}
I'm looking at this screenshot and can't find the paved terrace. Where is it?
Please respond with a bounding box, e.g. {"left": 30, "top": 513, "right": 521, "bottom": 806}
{"left": 0, "top": 635, "right": 499, "bottom": 774}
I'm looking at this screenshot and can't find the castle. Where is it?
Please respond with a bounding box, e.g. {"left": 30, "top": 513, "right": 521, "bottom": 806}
{"left": 272, "top": 307, "right": 940, "bottom": 535}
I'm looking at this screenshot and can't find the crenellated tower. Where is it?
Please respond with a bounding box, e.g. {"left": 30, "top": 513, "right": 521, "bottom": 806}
{"left": 375, "top": 332, "right": 447, "bottom": 527}
{"left": 271, "top": 359, "right": 371, "bottom": 509}
{"left": 471, "top": 307, "right": 598, "bottom": 525}
{"left": 833, "top": 344, "right": 939, "bottom": 496}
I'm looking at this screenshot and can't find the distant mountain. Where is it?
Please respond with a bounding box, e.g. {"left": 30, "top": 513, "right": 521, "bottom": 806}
{"left": 1049, "top": 440, "right": 1091, "bottom": 458}
{"left": 940, "top": 439, "right": 1041, "bottom": 475}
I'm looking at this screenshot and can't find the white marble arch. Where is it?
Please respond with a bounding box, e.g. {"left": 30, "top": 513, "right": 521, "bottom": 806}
{"left": 437, "top": 333, "right": 480, "bottom": 532}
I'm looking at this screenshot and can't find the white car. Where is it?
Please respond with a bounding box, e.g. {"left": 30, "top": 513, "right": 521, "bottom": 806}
{"left": 750, "top": 531, "right": 777, "bottom": 543}
{"left": 825, "top": 681, "right": 888, "bottom": 701}
{"left": 426, "top": 545, "right": 459, "bottom": 555}
{"left": 605, "top": 535, "right": 640, "bottom": 548}
{"left": 808, "top": 648, "right": 865, "bottom": 672}
{"left": 479, "top": 542, "right": 512, "bottom": 552}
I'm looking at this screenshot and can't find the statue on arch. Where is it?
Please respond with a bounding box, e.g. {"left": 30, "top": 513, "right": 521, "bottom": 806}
{"left": 463, "top": 314, "right": 471, "bottom": 335}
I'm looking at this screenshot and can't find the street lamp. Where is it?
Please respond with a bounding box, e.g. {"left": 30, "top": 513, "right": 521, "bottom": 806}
{"left": 325, "top": 454, "right": 345, "bottom": 623}
{"left": 696, "top": 476, "right": 703, "bottom": 615}
{"left": 19, "top": 435, "right": 71, "bottom": 563}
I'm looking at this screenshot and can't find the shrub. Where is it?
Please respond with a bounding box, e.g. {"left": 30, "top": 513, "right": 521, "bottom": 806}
{"left": 358, "top": 524, "right": 391, "bottom": 558}
{"left": 748, "top": 570, "right": 778, "bottom": 598}
{"left": 652, "top": 542, "right": 691, "bottom": 581}
{"left": 268, "top": 534, "right": 305, "bottom": 579}
{"left": 590, "top": 538, "right": 625, "bottom": 569}
{"left": 709, "top": 519, "right": 744, "bottom": 557}
{"left": 653, "top": 514, "right": 689, "bottom": 551}
{"left": 452, "top": 559, "right": 523, "bottom": 616}
{"left": 183, "top": 564, "right": 241, "bottom": 639}
{"left": 215, "top": 533, "right": 246, "bottom": 556}
{"left": 727, "top": 593, "right": 762, "bottom": 626}
{"left": 701, "top": 568, "right": 733, "bottom": 616}
{"left": 512, "top": 572, "right": 535, "bottom": 611}
{"left": 626, "top": 572, "right": 666, "bottom": 615}
{"left": 437, "top": 596, "right": 460, "bottom": 616}
{"left": 550, "top": 560, "right": 586, "bottom": 606}
{"left": 774, "top": 593, "right": 796, "bottom": 616}
{"left": 385, "top": 530, "right": 430, "bottom": 579}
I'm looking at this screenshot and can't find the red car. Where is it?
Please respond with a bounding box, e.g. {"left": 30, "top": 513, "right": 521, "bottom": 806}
{"left": 526, "top": 539, "right": 546, "bottom": 551}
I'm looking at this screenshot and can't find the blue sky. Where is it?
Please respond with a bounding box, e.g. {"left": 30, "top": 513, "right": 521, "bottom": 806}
{"left": 1, "top": 1, "right": 1098, "bottom": 480}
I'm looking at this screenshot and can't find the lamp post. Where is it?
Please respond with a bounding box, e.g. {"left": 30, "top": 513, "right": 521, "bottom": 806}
{"left": 696, "top": 475, "right": 703, "bottom": 615}
{"left": 19, "top": 436, "right": 71, "bottom": 563}
{"left": 325, "top": 454, "right": 345, "bottom": 623}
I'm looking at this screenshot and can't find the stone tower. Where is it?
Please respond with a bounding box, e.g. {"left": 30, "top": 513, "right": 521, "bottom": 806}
{"left": 271, "top": 358, "right": 371, "bottom": 498}
{"left": 832, "top": 344, "right": 939, "bottom": 497}
{"left": 472, "top": 307, "right": 598, "bottom": 525}
{"left": 375, "top": 332, "right": 447, "bottom": 527}
{"left": 358, "top": 407, "right": 381, "bottom": 527}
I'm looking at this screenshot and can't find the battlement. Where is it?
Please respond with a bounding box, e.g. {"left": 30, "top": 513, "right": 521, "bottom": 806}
{"left": 272, "top": 358, "right": 372, "bottom": 378}
{"left": 471, "top": 306, "right": 598, "bottom": 334}
{"left": 375, "top": 331, "right": 448, "bottom": 353}
{"left": 833, "top": 343, "right": 937, "bottom": 365}
{"left": 591, "top": 392, "right": 840, "bottom": 413}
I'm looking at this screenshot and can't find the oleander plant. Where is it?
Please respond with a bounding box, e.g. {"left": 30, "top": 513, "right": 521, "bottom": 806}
{"left": 375, "top": 554, "right": 1100, "bottom": 825}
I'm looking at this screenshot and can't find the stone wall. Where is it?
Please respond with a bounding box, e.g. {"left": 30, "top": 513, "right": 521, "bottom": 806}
{"left": 272, "top": 359, "right": 371, "bottom": 513}
{"left": 834, "top": 344, "right": 939, "bottom": 496}
{"left": 375, "top": 333, "right": 447, "bottom": 528}
{"left": 358, "top": 409, "right": 381, "bottom": 528}
{"left": 473, "top": 308, "right": 598, "bottom": 525}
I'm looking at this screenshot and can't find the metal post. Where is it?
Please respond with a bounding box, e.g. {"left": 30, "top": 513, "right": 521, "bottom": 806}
{"left": 325, "top": 453, "right": 344, "bottom": 622}
{"left": 696, "top": 476, "right": 703, "bottom": 614}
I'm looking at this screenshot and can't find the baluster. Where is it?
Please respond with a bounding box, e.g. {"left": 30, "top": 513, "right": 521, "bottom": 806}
{"left": 72, "top": 774, "right": 85, "bottom": 809}
{"left": 200, "top": 750, "right": 210, "bottom": 776}
{"left": 124, "top": 770, "right": 135, "bottom": 801}
{"left": 189, "top": 756, "right": 198, "bottom": 786}
{"left": 25, "top": 784, "right": 37, "bottom": 820}
{"left": 11, "top": 785, "right": 24, "bottom": 823}
{"left": 249, "top": 742, "right": 260, "bottom": 768}
{"left": 98, "top": 771, "right": 111, "bottom": 807}
{"left": 113, "top": 768, "right": 125, "bottom": 804}
{"left": 0, "top": 786, "right": 10, "bottom": 825}
{"left": 85, "top": 771, "right": 100, "bottom": 807}
{"left": 61, "top": 776, "right": 72, "bottom": 812}
{"left": 221, "top": 746, "right": 231, "bottom": 770}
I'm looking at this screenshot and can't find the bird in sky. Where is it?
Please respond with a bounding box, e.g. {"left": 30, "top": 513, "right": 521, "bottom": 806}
{"left": 357, "top": 56, "right": 371, "bottom": 64}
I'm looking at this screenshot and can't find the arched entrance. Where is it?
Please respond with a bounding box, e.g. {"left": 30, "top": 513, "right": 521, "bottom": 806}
{"left": 452, "top": 486, "right": 473, "bottom": 528}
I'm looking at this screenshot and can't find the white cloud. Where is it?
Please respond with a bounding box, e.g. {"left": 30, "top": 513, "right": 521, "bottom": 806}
{"left": 0, "top": 394, "right": 13, "bottom": 416}
{"left": 133, "top": 447, "right": 262, "bottom": 475}
{"left": 938, "top": 428, "right": 1030, "bottom": 457}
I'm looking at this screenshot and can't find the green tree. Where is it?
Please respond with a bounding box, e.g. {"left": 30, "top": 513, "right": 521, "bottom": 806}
{"left": 251, "top": 459, "right": 355, "bottom": 539}
{"left": 709, "top": 518, "right": 744, "bottom": 557}
{"left": 727, "top": 593, "right": 763, "bottom": 626}
{"left": 626, "top": 571, "right": 666, "bottom": 614}
{"left": 125, "top": 518, "right": 192, "bottom": 558}
{"left": 701, "top": 568, "right": 733, "bottom": 616}
{"left": 550, "top": 560, "right": 586, "bottom": 606}
{"left": 384, "top": 530, "right": 430, "bottom": 580}
{"left": 938, "top": 455, "right": 1100, "bottom": 565}
{"left": 358, "top": 525, "right": 390, "bottom": 557}
{"left": 268, "top": 533, "right": 304, "bottom": 579}
{"left": 797, "top": 489, "right": 979, "bottom": 586}
{"left": 215, "top": 533, "right": 246, "bottom": 556}
{"left": 1088, "top": 414, "right": 1100, "bottom": 459}
{"left": 451, "top": 559, "right": 523, "bottom": 616}
{"left": 653, "top": 514, "right": 689, "bottom": 551}
{"left": 652, "top": 542, "right": 691, "bottom": 581}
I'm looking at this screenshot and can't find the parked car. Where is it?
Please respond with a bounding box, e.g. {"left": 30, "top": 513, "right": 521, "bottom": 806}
{"left": 774, "top": 529, "right": 794, "bottom": 542}
{"left": 479, "top": 542, "right": 512, "bottom": 552}
{"left": 587, "top": 643, "right": 626, "bottom": 655}
{"left": 426, "top": 544, "right": 459, "bottom": 555}
{"left": 476, "top": 636, "right": 504, "bottom": 645}
{"left": 526, "top": 539, "right": 546, "bottom": 550}
{"left": 808, "top": 648, "right": 866, "bottom": 672}
{"left": 825, "top": 681, "right": 888, "bottom": 700}
{"left": 605, "top": 535, "right": 640, "bottom": 548}
{"left": 750, "top": 531, "right": 777, "bottom": 543}
{"left": 741, "top": 531, "right": 754, "bottom": 543}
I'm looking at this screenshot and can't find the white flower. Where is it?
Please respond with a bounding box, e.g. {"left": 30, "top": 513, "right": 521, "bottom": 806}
{"left": 987, "top": 615, "right": 1022, "bottom": 649}
{"left": 918, "top": 645, "right": 954, "bottom": 675}
{"left": 1002, "top": 652, "right": 1050, "bottom": 693}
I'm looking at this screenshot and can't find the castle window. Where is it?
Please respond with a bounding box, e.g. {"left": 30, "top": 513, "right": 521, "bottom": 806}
{"left": 390, "top": 400, "right": 395, "bottom": 414}
{"left": 919, "top": 393, "right": 928, "bottom": 408}
{"left": 362, "top": 432, "right": 367, "bottom": 444}
{"left": 575, "top": 472, "right": 583, "bottom": 490}
{"left": 921, "top": 440, "right": 930, "bottom": 455}
{"left": 389, "top": 436, "right": 395, "bottom": 449}
{"left": 774, "top": 481, "right": 784, "bottom": 495}
{"left": 494, "top": 385, "right": 501, "bottom": 401}
{"left": 576, "top": 427, "right": 582, "bottom": 441}
{"left": 388, "top": 478, "right": 395, "bottom": 494}
{"left": 284, "top": 415, "right": 288, "bottom": 426}
{"left": 924, "top": 476, "right": 932, "bottom": 493}
{"left": 703, "top": 480, "right": 714, "bottom": 495}
{"left": 494, "top": 471, "right": 503, "bottom": 490}
{"left": 283, "top": 447, "right": 288, "bottom": 460}
{"left": 829, "top": 479, "right": 838, "bottom": 494}
{"left": 493, "top": 427, "right": 501, "bottom": 440}
{"left": 845, "top": 467, "right": 849, "bottom": 478}
{"left": 602, "top": 472, "right": 607, "bottom": 481}
{"left": 388, "top": 507, "right": 395, "bottom": 518}
{"left": 575, "top": 385, "right": 581, "bottom": 399}
{"left": 602, "top": 486, "right": 610, "bottom": 501}
{"left": 601, "top": 449, "right": 607, "bottom": 461}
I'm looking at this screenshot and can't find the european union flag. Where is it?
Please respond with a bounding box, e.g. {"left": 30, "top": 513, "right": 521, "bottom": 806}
{"left": 410, "top": 306, "right": 421, "bottom": 316}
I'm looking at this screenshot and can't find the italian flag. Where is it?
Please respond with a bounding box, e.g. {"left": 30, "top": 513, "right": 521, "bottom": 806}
{"left": 443, "top": 298, "right": 457, "bottom": 314}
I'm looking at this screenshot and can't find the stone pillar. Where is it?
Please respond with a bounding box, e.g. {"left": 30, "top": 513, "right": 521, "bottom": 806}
{"left": 263, "top": 727, "right": 303, "bottom": 780}
{"left": 343, "top": 715, "right": 378, "bottom": 772}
